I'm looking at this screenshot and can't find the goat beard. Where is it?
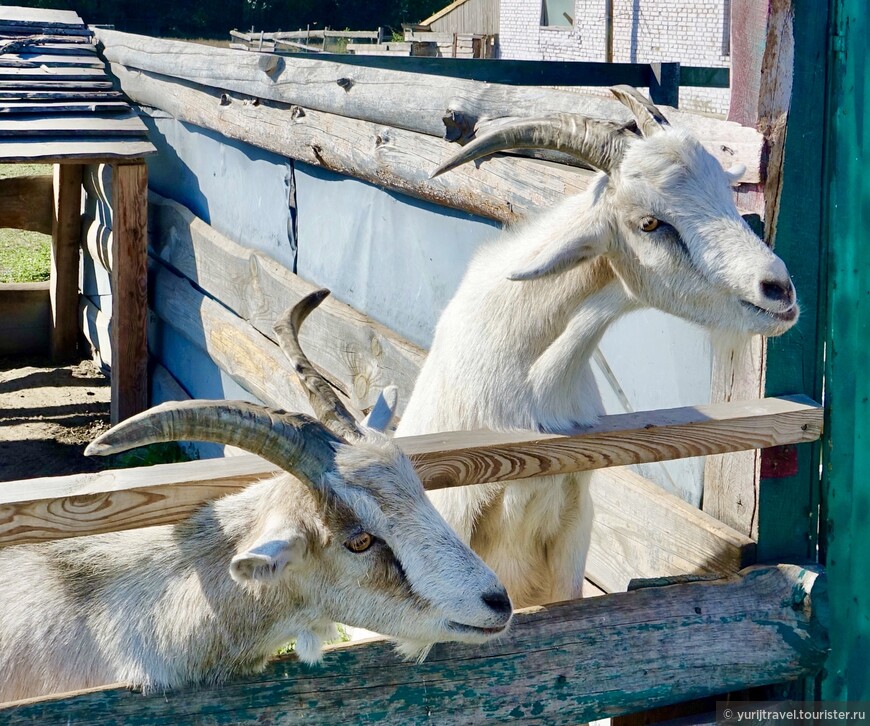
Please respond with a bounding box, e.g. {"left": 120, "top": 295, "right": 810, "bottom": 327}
{"left": 394, "top": 640, "right": 434, "bottom": 664}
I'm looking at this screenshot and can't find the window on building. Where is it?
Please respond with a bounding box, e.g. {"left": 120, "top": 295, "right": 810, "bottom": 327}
{"left": 541, "top": 0, "right": 574, "bottom": 27}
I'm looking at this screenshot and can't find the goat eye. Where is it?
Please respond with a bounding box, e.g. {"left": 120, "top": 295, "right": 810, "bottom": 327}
{"left": 640, "top": 217, "right": 661, "bottom": 232}
{"left": 344, "top": 532, "right": 374, "bottom": 553}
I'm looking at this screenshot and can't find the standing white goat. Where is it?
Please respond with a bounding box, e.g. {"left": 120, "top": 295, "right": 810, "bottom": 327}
{"left": 0, "top": 290, "right": 511, "bottom": 703}
{"left": 397, "top": 86, "right": 799, "bottom": 608}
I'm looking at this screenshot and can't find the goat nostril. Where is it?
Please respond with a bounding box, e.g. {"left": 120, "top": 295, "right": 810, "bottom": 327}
{"left": 481, "top": 589, "right": 512, "bottom": 615}
{"left": 760, "top": 279, "right": 793, "bottom": 305}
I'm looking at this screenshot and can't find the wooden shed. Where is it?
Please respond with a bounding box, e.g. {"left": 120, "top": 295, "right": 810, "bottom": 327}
{"left": 420, "top": 0, "right": 500, "bottom": 36}
{"left": 0, "top": 5, "right": 155, "bottom": 422}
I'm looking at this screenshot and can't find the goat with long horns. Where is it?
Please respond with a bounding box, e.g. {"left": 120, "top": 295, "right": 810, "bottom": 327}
{"left": 0, "top": 290, "right": 512, "bottom": 703}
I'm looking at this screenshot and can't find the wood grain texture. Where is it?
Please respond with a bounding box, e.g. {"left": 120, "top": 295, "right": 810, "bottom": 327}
{"left": 0, "top": 565, "right": 828, "bottom": 723}
{"left": 0, "top": 66, "right": 105, "bottom": 80}
{"left": 586, "top": 467, "right": 755, "bottom": 593}
{"left": 109, "top": 162, "right": 148, "bottom": 423}
{"left": 703, "top": 335, "right": 765, "bottom": 538}
{"left": 757, "top": 0, "right": 828, "bottom": 565}
{"left": 404, "top": 395, "right": 822, "bottom": 491}
{"left": 116, "top": 66, "right": 590, "bottom": 223}
{"left": 0, "top": 396, "right": 820, "bottom": 548}
{"left": 151, "top": 260, "right": 359, "bottom": 418}
{"left": 49, "top": 163, "right": 82, "bottom": 361}
{"left": 82, "top": 215, "right": 113, "bottom": 272}
{"left": 0, "top": 53, "right": 104, "bottom": 67}
{"left": 0, "top": 139, "right": 154, "bottom": 162}
{"left": 0, "top": 173, "right": 52, "bottom": 233}
{"left": 95, "top": 28, "right": 763, "bottom": 182}
{"left": 0, "top": 112, "right": 149, "bottom": 137}
{"left": 149, "top": 193, "right": 426, "bottom": 412}
{"left": 0, "top": 101, "right": 129, "bottom": 115}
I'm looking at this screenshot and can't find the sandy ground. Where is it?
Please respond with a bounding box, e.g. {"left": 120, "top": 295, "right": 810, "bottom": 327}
{"left": 0, "top": 357, "right": 112, "bottom": 482}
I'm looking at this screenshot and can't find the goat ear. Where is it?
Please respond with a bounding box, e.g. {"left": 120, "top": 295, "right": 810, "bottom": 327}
{"left": 508, "top": 229, "right": 607, "bottom": 281}
{"left": 362, "top": 385, "right": 399, "bottom": 432}
{"left": 230, "top": 532, "right": 308, "bottom": 585}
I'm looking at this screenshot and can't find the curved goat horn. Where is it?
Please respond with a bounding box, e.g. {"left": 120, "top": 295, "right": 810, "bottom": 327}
{"left": 610, "top": 85, "right": 669, "bottom": 137}
{"left": 273, "top": 289, "right": 364, "bottom": 441}
{"left": 85, "top": 400, "right": 343, "bottom": 488}
{"left": 430, "top": 114, "right": 630, "bottom": 178}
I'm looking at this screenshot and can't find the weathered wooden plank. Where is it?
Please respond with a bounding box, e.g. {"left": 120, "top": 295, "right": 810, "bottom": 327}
{"left": 82, "top": 215, "right": 112, "bottom": 272}
{"left": 49, "top": 163, "right": 82, "bottom": 361}
{"left": 0, "top": 173, "right": 53, "bottom": 233}
{"left": 95, "top": 29, "right": 763, "bottom": 182}
{"left": 0, "top": 24, "right": 91, "bottom": 38}
{"left": 0, "top": 7, "right": 84, "bottom": 26}
{"left": 149, "top": 193, "right": 423, "bottom": 412}
{"left": 819, "top": 0, "right": 870, "bottom": 694}
{"left": 0, "top": 112, "right": 148, "bottom": 137}
{"left": 755, "top": 0, "right": 828, "bottom": 562}
{"left": 0, "top": 565, "right": 828, "bottom": 724}
{"left": 150, "top": 261, "right": 359, "bottom": 418}
{"left": 0, "top": 33, "right": 91, "bottom": 45}
{"left": 587, "top": 467, "right": 755, "bottom": 593}
{"left": 114, "top": 65, "right": 591, "bottom": 224}
{"left": 0, "top": 396, "right": 821, "bottom": 548}
{"left": 0, "top": 101, "right": 129, "bottom": 115}
{"left": 0, "top": 139, "right": 155, "bottom": 162}
{"left": 109, "top": 163, "right": 148, "bottom": 423}
{"left": 0, "top": 91, "right": 123, "bottom": 102}
{"left": 0, "top": 53, "right": 103, "bottom": 67}
{"left": 6, "top": 42, "right": 97, "bottom": 56}
{"left": 0, "top": 66, "right": 105, "bottom": 80}
{"left": 703, "top": 335, "right": 765, "bottom": 538}
{"left": 0, "top": 80, "right": 112, "bottom": 90}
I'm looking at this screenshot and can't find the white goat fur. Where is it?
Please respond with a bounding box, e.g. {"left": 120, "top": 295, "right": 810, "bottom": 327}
{"left": 397, "top": 124, "right": 799, "bottom": 607}
{"left": 0, "top": 432, "right": 510, "bottom": 702}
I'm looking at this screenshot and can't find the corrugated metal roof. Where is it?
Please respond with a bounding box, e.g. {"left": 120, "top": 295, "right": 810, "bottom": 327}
{"left": 0, "top": 5, "right": 155, "bottom": 162}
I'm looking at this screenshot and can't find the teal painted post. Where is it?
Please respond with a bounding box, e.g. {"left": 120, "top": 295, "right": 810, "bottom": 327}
{"left": 820, "top": 0, "right": 870, "bottom": 700}
{"left": 758, "top": 0, "right": 830, "bottom": 563}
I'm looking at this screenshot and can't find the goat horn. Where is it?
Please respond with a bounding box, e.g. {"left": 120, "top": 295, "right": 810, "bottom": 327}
{"left": 610, "top": 85, "right": 669, "bottom": 137}
{"left": 430, "top": 114, "right": 629, "bottom": 177}
{"left": 85, "top": 400, "right": 343, "bottom": 488}
{"left": 273, "top": 289, "right": 364, "bottom": 441}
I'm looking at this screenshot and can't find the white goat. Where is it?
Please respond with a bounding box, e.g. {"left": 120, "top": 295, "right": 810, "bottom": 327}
{"left": 396, "top": 86, "right": 799, "bottom": 608}
{"left": 0, "top": 291, "right": 511, "bottom": 703}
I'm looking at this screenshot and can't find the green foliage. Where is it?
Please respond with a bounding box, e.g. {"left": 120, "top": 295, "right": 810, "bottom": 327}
{"left": 0, "top": 165, "right": 53, "bottom": 284}
{"left": 0, "top": 231, "right": 51, "bottom": 284}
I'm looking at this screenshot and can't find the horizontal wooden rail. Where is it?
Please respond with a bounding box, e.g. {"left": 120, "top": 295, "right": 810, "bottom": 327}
{"left": 94, "top": 29, "right": 762, "bottom": 183}
{"left": 0, "top": 396, "right": 820, "bottom": 548}
{"left": 0, "top": 565, "right": 827, "bottom": 722}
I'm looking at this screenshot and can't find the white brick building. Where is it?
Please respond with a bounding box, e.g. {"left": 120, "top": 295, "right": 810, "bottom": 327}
{"left": 499, "top": 0, "right": 731, "bottom": 115}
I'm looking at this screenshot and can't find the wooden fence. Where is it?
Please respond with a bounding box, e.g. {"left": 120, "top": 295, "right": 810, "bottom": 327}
{"left": 0, "top": 376, "right": 826, "bottom": 721}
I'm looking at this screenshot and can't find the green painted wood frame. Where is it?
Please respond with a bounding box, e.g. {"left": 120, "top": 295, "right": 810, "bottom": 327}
{"left": 759, "top": 0, "right": 829, "bottom": 564}
{"left": 819, "top": 0, "right": 869, "bottom": 701}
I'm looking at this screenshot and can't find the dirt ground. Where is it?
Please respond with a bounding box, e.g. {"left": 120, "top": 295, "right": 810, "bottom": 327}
{"left": 0, "top": 356, "right": 112, "bottom": 482}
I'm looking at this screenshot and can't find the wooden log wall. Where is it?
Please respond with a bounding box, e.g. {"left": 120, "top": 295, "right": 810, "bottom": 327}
{"left": 95, "top": 29, "right": 767, "bottom": 221}
{"left": 0, "top": 565, "right": 828, "bottom": 723}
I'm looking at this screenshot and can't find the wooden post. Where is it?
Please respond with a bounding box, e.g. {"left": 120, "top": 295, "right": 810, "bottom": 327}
{"left": 49, "top": 163, "right": 82, "bottom": 362}
{"left": 820, "top": 0, "right": 869, "bottom": 701}
{"left": 109, "top": 161, "right": 148, "bottom": 423}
